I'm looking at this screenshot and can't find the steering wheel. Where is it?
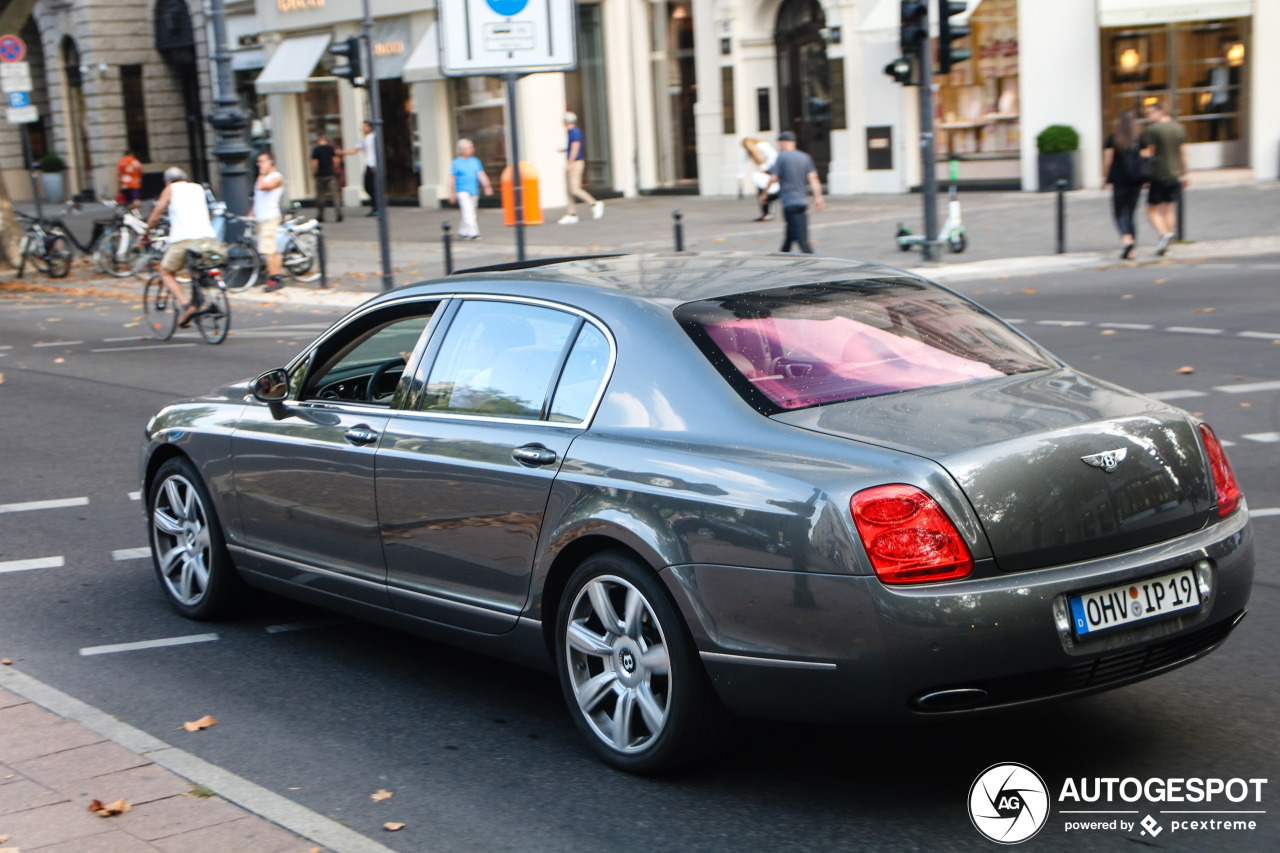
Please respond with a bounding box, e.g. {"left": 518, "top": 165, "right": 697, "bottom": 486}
{"left": 365, "top": 357, "right": 406, "bottom": 402}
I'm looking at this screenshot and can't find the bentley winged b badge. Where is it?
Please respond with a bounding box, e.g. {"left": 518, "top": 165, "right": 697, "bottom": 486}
{"left": 1081, "top": 448, "right": 1128, "bottom": 472}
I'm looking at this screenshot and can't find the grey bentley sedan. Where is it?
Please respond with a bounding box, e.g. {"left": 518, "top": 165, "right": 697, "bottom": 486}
{"left": 141, "top": 254, "right": 1253, "bottom": 773}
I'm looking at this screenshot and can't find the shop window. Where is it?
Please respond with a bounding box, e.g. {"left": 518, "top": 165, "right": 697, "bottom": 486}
{"left": 829, "top": 60, "right": 846, "bottom": 131}
{"left": 721, "top": 67, "right": 735, "bottom": 135}
{"left": 451, "top": 76, "right": 507, "bottom": 192}
{"left": 934, "top": 0, "right": 1020, "bottom": 163}
{"left": 564, "top": 3, "right": 612, "bottom": 189}
{"left": 120, "top": 65, "right": 150, "bottom": 163}
{"left": 757, "top": 88, "right": 771, "bottom": 132}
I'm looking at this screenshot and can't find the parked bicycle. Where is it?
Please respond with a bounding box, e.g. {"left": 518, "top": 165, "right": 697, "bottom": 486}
{"left": 92, "top": 199, "right": 150, "bottom": 278}
{"left": 220, "top": 205, "right": 324, "bottom": 292}
{"left": 142, "top": 241, "right": 231, "bottom": 345}
{"left": 15, "top": 211, "right": 73, "bottom": 279}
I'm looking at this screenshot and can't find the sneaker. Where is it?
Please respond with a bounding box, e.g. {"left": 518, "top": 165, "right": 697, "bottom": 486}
{"left": 366, "top": 209, "right": 379, "bottom": 218}
{"left": 558, "top": 214, "right": 579, "bottom": 225}
{"left": 1155, "top": 233, "right": 1173, "bottom": 256}
{"left": 1120, "top": 243, "right": 1134, "bottom": 260}
{"left": 592, "top": 201, "right": 604, "bottom": 220}
{"left": 263, "top": 277, "right": 285, "bottom": 293}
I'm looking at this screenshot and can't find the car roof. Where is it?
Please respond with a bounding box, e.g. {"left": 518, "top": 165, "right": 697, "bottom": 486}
{"left": 374, "top": 253, "right": 919, "bottom": 308}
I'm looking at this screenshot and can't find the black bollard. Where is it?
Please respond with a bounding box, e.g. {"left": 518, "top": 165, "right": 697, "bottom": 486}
{"left": 1176, "top": 184, "right": 1185, "bottom": 242}
{"left": 442, "top": 221, "right": 453, "bottom": 275}
{"left": 1055, "top": 179, "right": 1067, "bottom": 255}
{"left": 317, "top": 228, "right": 328, "bottom": 288}
{"left": 673, "top": 210, "right": 684, "bottom": 253}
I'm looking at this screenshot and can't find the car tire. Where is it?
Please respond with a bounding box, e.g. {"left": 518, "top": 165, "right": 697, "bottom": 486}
{"left": 555, "top": 550, "right": 722, "bottom": 774}
{"left": 148, "top": 457, "right": 246, "bottom": 620}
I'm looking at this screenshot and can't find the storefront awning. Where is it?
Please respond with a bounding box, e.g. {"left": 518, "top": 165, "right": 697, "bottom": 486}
{"left": 402, "top": 23, "right": 443, "bottom": 83}
{"left": 1098, "top": 1, "right": 1252, "bottom": 27}
{"left": 255, "top": 34, "right": 331, "bottom": 95}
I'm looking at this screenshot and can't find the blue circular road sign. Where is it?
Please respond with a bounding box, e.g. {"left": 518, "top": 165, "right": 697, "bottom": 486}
{"left": 485, "top": 0, "right": 529, "bottom": 17}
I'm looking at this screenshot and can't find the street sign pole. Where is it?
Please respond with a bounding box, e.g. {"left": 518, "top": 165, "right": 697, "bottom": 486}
{"left": 19, "top": 125, "right": 40, "bottom": 220}
{"left": 363, "top": 0, "right": 394, "bottom": 291}
{"left": 505, "top": 71, "right": 526, "bottom": 262}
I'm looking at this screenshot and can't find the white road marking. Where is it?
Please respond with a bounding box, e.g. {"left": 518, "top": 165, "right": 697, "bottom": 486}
{"left": 265, "top": 617, "right": 348, "bottom": 634}
{"left": 0, "top": 556, "right": 65, "bottom": 573}
{"left": 1145, "top": 390, "right": 1207, "bottom": 401}
{"left": 1165, "top": 326, "right": 1223, "bottom": 335}
{"left": 32, "top": 340, "right": 84, "bottom": 348}
{"left": 1242, "top": 432, "right": 1280, "bottom": 443}
{"left": 0, "top": 496, "right": 89, "bottom": 513}
{"left": 1035, "top": 320, "right": 1090, "bottom": 327}
{"left": 128, "top": 491, "right": 141, "bottom": 501}
{"left": 1199, "top": 263, "right": 1240, "bottom": 269}
{"left": 1214, "top": 380, "right": 1280, "bottom": 394}
{"left": 102, "top": 335, "right": 145, "bottom": 342}
{"left": 1238, "top": 331, "right": 1280, "bottom": 340}
{"left": 1220, "top": 440, "right": 1237, "bottom": 447}
{"left": 1003, "top": 318, "right": 1026, "bottom": 324}
{"left": 112, "top": 547, "right": 150, "bottom": 561}
{"left": 0, "top": 345, "right": 12, "bottom": 350}
{"left": 1250, "top": 508, "right": 1280, "bottom": 518}
{"left": 80, "top": 634, "right": 219, "bottom": 656}
{"left": 1097, "top": 322, "right": 1154, "bottom": 330}
{"left": 90, "top": 343, "right": 198, "bottom": 353}
{"left": 1249, "top": 263, "right": 1280, "bottom": 270}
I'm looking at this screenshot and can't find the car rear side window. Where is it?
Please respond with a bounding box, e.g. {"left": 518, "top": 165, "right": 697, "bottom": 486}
{"left": 548, "top": 323, "right": 611, "bottom": 423}
{"left": 675, "top": 279, "right": 1053, "bottom": 413}
{"left": 422, "top": 300, "right": 579, "bottom": 420}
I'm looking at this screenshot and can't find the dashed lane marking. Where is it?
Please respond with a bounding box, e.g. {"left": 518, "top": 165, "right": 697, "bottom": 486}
{"left": 1098, "top": 322, "right": 1155, "bottom": 330}
{"left": 0, "top": 497, "right": 89, "bottom": 513}
{"left": 1198, "top": 263, "right": 1240, "bottom": 269}
{"left": 1238, "top": 331, "right": 1280, "bottom": 340}
{"left": 265, "top": 617, "right": 348, "bottom": 634}
{"left": 1165, "top": 326, "right": 1224, "bottom": 335}
{"left": 1145, "top": 390, "right": 1207, "bottom": 401}
{"left": 1215, "top": 380, "right": 1280, "bottom": 394}
{"left": 80, "top": 633, "right": 219, "bottom": 656}
{"left": 90, "top": 343, "right": 198, "bottom": 353}
{"left": 1251, "top": 508, "right": 1280, "bottom": 518}
{"left": 102, "top": 335, "right": 145, "bottom": 343}
{"left": 0, "top": 556, "right": 65, "bottom": 573}
{"left": 1242, "top": 432, "right": 1280, "bottom": 443}
{"left": 112, "top": 548, "right": 150, "bottom": 561}
{"left": 128, "top": 491, "right": 141, "bottom": 501}
{"left": 32, "top": 340, "right": 84, "bottom": 348}
{"left": 1220, "top": 440, "right": 1237, "bottom": 447}
{"left": 1035, "top": 320, "right": 1090, "bottom": 326}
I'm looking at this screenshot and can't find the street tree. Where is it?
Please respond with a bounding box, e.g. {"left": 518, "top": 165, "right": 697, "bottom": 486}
{"left": 0, "top": 0, "right": 41, "bottom": 269}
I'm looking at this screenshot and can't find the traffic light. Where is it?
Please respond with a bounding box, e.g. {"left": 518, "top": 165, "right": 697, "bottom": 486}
{"left": 937, "top": 0, "right": 971, "bottom": 74}
{"left": 900, "top": 0, "right": 929, "bottom": 56}
{"left": 884, "top": 55, "right": 915, "bottom": 86}
{"left": 329, "top": 36, "right": 365, "bottom": 87}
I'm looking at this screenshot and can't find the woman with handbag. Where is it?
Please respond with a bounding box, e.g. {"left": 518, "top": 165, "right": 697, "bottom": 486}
{"left": 1102, "top": 110, "right": 1147, "bottom": 260}
{"left": 739, "top": 138, "right": 781, "bottom": 222}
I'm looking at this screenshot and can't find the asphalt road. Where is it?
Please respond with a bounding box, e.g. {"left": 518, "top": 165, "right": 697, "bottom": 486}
{"left": 0, "top": 258, "right": 1277, "bottom": 852}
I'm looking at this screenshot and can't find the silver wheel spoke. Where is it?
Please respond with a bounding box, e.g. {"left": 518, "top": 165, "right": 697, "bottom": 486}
{"left": 622, "top": 588, "right": 644, "bottom": 640}
{"left": 158, "top": 544, "right": 185, "bottom": 576}
{"left": 636, "top": 682, "right": 666, "bottom": 733}
{"left": 179, "top": 557, "right": 195, "bottom": 601}
{"left": 163, "top": 479, "right": 185, "bottom": 519}
{"left": 153, "top": 507, "right": 184, "bottom": 536}
{"left": 567, "top": 621, "right": 613, "bottom": 657}
{"left": 575, "top": 670, "right": 618, "bottom": 713}
{"left": 587, "top": 580, "right": 623, "bottom": 636}
{"left": 640, "top": 644, "right": 670, "bottom": 676}
{"left": 189, "top": 558, "right": 210, "bottom": 596}
{"left": 612, "top": 690, "right": 636, "bottom": 750}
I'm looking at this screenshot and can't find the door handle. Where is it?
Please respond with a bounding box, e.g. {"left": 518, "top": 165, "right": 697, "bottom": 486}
{"left": 344, "top": 424, "right": 380, "bottom": 446}
{"left": 512, "top": 444, "right": 558, "bottom": 467}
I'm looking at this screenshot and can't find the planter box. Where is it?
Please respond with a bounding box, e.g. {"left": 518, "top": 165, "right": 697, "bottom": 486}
{"left": 41, "top": 172, "right": 65, "bottom": 204}
{"left": 1037, "top": 151, "right": 1080, "bottom": 192}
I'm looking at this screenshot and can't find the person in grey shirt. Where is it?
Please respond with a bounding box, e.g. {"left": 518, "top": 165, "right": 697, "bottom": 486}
{"left": 767, "top": 131, "right": 825, "bottom": 253}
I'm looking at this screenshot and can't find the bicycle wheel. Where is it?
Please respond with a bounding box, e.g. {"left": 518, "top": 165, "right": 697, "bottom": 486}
{"left": 283, "top": 232, "right": 321, "bottom": 282}
{"left": 131, "top": 245, "right": 158, "bottom": 279}
{"left": 221, "top": 241, "right": 261, "bottom": 292}
{"left": 96, "top": 229, "right": 134, "bottom": 277}
{"left": 195, "top": 280, "right": 231, "bottom": 345}
{"left": 46, "top": 234, "right": 73, "bottom": 278}
{"left": 19, "top": 230, "right": 43, "bottom": 275}
{"left": 143, "top": 275, "right": 178, "bottom": 341}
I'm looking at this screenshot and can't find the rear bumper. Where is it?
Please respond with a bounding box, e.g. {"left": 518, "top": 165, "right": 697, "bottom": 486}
{"left": 660, "top": 508, "right": 1253, "bottom": 722}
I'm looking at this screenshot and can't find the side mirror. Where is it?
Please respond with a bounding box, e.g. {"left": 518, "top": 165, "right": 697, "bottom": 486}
{"left": 252, "top": 368, "right": 290, "bottom": 403}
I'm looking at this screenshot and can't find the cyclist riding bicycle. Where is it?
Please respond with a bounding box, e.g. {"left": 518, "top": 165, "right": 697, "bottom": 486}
{"left": 145, "top": 167, "right": 218, "bottom": 328}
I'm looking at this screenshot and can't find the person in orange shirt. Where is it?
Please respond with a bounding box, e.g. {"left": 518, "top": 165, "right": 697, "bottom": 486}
{"left": 118, "top": 150, "right": 144, "bottom": 207}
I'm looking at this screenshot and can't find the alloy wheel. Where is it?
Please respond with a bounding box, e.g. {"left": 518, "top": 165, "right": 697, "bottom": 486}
{"left": 151, "top": 475, "right": 213, "bottom": 606}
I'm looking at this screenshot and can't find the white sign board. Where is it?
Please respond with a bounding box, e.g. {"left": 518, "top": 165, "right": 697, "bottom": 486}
{"left": 0, "top": 61, "right": 31, "bottom": 93}
{"left": 437, "top": 0, "right": 577, "bottom": 77}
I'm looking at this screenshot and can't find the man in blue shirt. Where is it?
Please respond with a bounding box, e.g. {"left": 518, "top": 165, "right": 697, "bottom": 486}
{"left": 559, "top": 112, "right": 603, "bottom": 224}
{"left": 449, "top": 138, "right": 493, "bottom": 240}
{"left": 767, "top": 132, "right": 824, "bottom": 253}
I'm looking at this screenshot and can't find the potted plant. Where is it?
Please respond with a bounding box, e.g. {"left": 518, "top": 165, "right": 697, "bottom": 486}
{"left": 1036, "top": 125, "right": 1080, "bottom": 192}
{"left": 38, "top": 153, "right": 66, "bottom": 203}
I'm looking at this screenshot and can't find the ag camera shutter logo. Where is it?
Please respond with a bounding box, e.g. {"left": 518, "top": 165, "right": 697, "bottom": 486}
{"left": 969, "top": 763, "right": 1051, "bottom": 844}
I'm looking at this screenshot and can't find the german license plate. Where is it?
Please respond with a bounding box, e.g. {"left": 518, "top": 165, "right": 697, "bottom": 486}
{"left": 1069, "top": 569, "right": 1200, "bottom": 636}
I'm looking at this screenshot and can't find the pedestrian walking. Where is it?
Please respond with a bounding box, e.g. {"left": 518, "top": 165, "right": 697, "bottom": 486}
{"left": 117, "top": 150, "right": 143, "bottom": 208}
{"left": 1141, "top": 100, "right": 1188, "bottom": 256}
{"left": 449, "top": 138, "right": 493, "bottom": 240}
{"left": 559, "top": 112, "right": 603, "bottom": 224}
{"left": 739, "top": 137, "right": 780, "bottom": 221}
{"left": 1101, "top": 110, "right": 1146, "bottom": 259}
{"left": 311, "top": 135, "right": 342, "bottom": 223}
{"left": 341, "top": 121, "right": 379, "bottom": 218}
{"left": 251, "top": 151, "right": 286, "bottom": 293}
{"left": 767, "top": 131, "right": 824, "bottom": 254}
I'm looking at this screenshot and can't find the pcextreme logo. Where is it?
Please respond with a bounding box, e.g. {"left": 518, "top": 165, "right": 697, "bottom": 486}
{"left": 968, "top": 763, "right": 1051, "bottom": 844}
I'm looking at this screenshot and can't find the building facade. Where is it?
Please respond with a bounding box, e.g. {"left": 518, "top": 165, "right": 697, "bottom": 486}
{"left": 0, "top": 0, "right": 217, "bottom": 203}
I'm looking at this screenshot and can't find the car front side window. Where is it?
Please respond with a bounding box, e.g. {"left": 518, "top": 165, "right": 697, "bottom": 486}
{"left": 299, "top": 303, "right": 438, "bottom": 405}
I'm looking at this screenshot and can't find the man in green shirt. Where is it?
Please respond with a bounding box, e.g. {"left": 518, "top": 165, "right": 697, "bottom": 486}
{"left": 1141, "top": 100, "right": 1188, "bottom": 256}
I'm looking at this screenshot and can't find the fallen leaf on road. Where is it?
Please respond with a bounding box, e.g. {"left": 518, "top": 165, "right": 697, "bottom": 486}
{"left": 1154, "top": 278, "right": 1168, "bottom": 284}
{"left": 1, "top": 658, "right": 11, "bottom": 665}
{"left": 183, "top": 715, "right": 217, "bottom": 732}
{"left": 47, "top": 317, "right": 61, "bottom": 322}
{"left": 1101, "top": 329, "right": 1117, "bottom": 336}
{"left": 1021, "top": 287, "right": 1036, "bottom": 294}
{"left": 384, "top": 822, "right": 405, "bottom": 831}
{"left": 371, "top": 789, "right": 394, "bottom": 802}
{"left": 0, "top": 833, "right": 8, "bottom": 841}
{"left": 53, "top": 358, "right": 65, "bottom": 364}
{"left": 1122, "top": 294, "right": 1135, "bottom": 299}
{"left": 1240, "top": 402, "right": 1252, "bottom": 408}
{"left": 88, "top": 797, "right": 131, "bottom": 816}
{"left": 1193, "top": 307, "right": 1216, "bottom": 314}
{"left": 1177, "top": 366, "right": 1195, "bottom": 375}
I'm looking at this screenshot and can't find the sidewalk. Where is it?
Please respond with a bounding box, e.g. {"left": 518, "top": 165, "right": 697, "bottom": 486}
{"left": 0, "top": 666, "right": 397, "bottom": 853}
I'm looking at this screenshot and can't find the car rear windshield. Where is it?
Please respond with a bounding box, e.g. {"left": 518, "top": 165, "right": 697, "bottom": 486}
{"left": 675, "top": 279, "right": 1054, "bottom": 413}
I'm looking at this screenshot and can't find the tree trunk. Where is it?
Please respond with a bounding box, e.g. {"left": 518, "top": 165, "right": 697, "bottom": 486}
{"left": 0, "top": 0, "right": 42, "bottom": 269}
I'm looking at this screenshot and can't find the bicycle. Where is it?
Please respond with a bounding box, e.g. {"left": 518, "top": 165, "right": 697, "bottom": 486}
{"left": 15, "top": 211, "right": 74, "bottom": 279}
{"left": 143, "top": 242, "right": 232, "bottom": 345}
{"left": 92, "top": 200, "right": 150, "bottom": 278}
{"left": 218, "top": 213, "right": 264, "bottom": 293}
{"left": 221, "top": 207, "right": 324, "bottom": 292}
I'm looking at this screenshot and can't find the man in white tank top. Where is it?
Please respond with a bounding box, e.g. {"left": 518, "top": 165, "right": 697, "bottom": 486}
{"left": 250, "top": 151, "right": 286, "bottom": 292}
{"left": 146, "top": 167, "right": 217, "bottom": 327}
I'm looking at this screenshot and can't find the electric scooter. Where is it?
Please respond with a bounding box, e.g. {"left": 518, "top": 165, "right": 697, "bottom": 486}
{"left": 895, "top": 184, "right": 968, "bottom": 254}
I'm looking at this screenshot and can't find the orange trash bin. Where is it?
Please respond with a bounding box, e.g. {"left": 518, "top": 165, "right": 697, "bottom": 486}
{"left": 500, "top": 161, "right": 542, "bottom": 226}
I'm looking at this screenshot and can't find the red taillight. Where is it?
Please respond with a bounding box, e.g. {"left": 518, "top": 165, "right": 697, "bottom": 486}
{"left": 850, "top": 484, "right": 973, "bottom": 584}
{"left": 1198, "top": 423, "right": 1242, "bottom": 518}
